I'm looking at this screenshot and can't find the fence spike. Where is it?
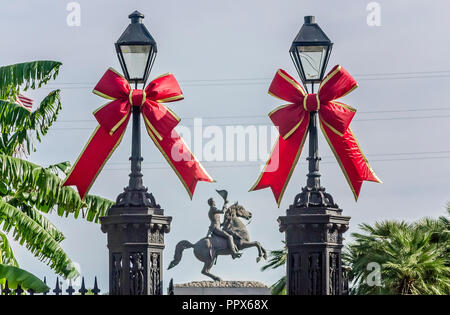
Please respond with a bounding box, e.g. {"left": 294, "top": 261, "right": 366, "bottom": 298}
{"left": 15, "top": 284, "right": 24, "bottom": 295}
{"left": 92, "top": 276, "right": 100, "bottom": 295}
{"left": 66, "top": 279, "right": 75, "bottom": 295}
{"left": 78, "top": 277, "right": 88, "bottom": 295}
{"left": 3, "top": 280, "right": 11, "bottom": 295}
{"left": 53, "top": 277, "right": 62, "bottom": 295}
{"left": 43, "top": 277, "right": 49, "bottom": 295}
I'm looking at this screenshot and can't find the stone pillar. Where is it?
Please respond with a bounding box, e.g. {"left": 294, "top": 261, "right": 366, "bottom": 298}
{"left": 278, "top": 205, "right": 349, "bottom": 295}
{"left": 100, "top": 206, "right": 171, "bottom": 295}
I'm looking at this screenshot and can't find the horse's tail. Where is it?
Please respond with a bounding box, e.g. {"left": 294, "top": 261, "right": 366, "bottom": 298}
{"left": 168, "top": 240, "right": 194, "bottom": 270}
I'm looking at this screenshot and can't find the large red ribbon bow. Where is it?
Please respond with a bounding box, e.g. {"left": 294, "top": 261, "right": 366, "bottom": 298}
{"left": 250, "top": 65, "right": 381, "bottom": 206}
{"left": 63, "top": 68, "right": 213, "bottom": 200}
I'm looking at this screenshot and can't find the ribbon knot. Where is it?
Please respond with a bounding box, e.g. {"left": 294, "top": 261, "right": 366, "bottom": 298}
{"left": 303, "top": 93, "right": 320, "bottom": 112}
{"left": 250, "top": 65, "right": 381, "bottom": 206}
{"left": 129, "top": 89, "right": 146, "bottom": 106}
{"left": 63, "top": 67, "right": 214, "bottom": 200}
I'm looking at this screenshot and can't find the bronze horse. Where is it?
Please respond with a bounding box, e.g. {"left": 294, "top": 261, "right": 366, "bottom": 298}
{"left": 168, "top": 203, "right": 267, "bottom": 281}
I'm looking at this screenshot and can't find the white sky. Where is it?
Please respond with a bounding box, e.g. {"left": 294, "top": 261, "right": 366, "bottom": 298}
{"left": 2, "top": 0, "right": 450, "bottom": 292}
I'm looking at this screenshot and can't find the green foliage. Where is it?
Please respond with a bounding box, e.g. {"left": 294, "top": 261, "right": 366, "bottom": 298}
{"left": 0, "top": 232, "right": 18, "bottom": 266}
{"left": 0, "top": 90, "right": 62, "bottom": 156}
{"left": 0, "top": 154, "right": 113, "bottom": 222}
{"left": 0, "top": 264, "right": 50, "bottom": 293}
{"left": 0, "top": 61, "right": 61, "bottom": 100}
{"left": 344, "top": 214, "right": 450, "bottom": 295}
{"left": 0, "top": 60, "right": 114, "bottom": 284}
{"left": 261, "top": 242, "right": 287, "bottom": 295}
{"left": 0, "top": 200, "right": 78, "bottom": 278}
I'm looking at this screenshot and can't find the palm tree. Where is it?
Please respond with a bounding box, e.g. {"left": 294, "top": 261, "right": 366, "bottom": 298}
{"left": 0, "top": 61, "right": 114, "bottom": 291}
{"left": 344, "top": 215, "right": 450, "bottom": 295}
{"left": 263, "top": 211, "right": 450, "bottom": 295}
{"left": 261, "top": 242, "right": 287, "bottom": 295}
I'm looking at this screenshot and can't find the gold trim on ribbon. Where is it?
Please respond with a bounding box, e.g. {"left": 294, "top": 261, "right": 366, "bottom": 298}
{"left": 319, "top": 65, "right": 341, "bottom": 93}
{"left": 319, "top": 116, "right": 344, "bottom": 137}
{"left": 283, "top": 114, "right": 305, "bottom": 140}
{"left": 110, "top": 111, "right": 130, "bottom": 136}
{"left": 340, "top": 84, "right": 358, "bottom": 98}
{"left": 249, "top": 137, "right": 279, "bottom": 192}
{"left": 268, "top": 104, "right": 291, "bottom": 117}
{"left": 63, "top": 125, "right": 101, "bottom": 188}
{"left": 348, "top": 127, "right": 383, "bottom": 184}
{"left": 268, "top": 91, "right": 289, "bottom": 102}
{"left": 143, "top": 115, "right": 163, "bottom": 141}
{"left": 277, "top": 70, "right": 306, "bottom": 96}
{"left": 92, "top": 89, "right": 116, "bottom": 101}
{"left": 303, "top": 94, "right": 308, "bottom": 111}
{"left": 84, "top": 124, "right": 128, "bottom": 200}
{"left": 331, "top": 101, "right": 357, "bottom": 112}
{"left": 319, "top": 120, "right": 358, "bottom": 201}
{"left": 156, "top": 95, "right": 184, "bottom": 103}
{"left": 276, "top": 126, "right": 309, "bottom": 207}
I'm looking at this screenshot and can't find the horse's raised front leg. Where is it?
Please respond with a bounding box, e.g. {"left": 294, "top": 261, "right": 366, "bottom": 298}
{"left": 238, "top": 240, "right": 267, "bottom": 262}
{"left": 201, "top": 257, "right": 222, "bottom": 282}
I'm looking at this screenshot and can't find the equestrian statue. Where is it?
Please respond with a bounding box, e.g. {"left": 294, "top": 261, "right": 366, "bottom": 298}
{"left": 168, "top": 190, "right": 267, "bottom": 281}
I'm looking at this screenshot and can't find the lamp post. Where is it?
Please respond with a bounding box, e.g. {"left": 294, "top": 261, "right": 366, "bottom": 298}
{"left": 278, "top": 16, "right": 350, "bottom": 295}
{"left": 100, "top": 11, "right": 171, "bottom": 295}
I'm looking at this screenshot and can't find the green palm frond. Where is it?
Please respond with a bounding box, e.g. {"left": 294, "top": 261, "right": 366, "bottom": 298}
{"left": 0, "top": 200, "right": 77, "bottom": 278}
{"left": 19, "top": 204, "right": 64, "bottom": 242}
{"left": 0, "top": 264, "right": 50, "bottom": 293}
{"left": 0, "top": 231, "right": 18, "bottom": 266}
{"left": 271, "top": 275, "right": 286, "bottom": 295}
{"left": 346, "top": 219, "right": 450, "bottom": 295}
{"left": 0, "top": 61, "right": 61, "bottom": 100}
{"left": 1, "top": 90, "right": 62, "bottom": 156}
{"left": 0, "top": 154, "right": 113, "bottom": 223}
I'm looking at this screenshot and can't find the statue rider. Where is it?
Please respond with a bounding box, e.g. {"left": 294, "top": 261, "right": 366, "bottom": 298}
{"left": 206, "top": 198, "right": 241, "bottom": 259}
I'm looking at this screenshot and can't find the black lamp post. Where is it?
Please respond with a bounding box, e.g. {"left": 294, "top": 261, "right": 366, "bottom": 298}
{"left": 100, "top": 11, "right": 171, "bottom": 295}
{"left": 278, "top": 16, "right": 350, "bottom": 295}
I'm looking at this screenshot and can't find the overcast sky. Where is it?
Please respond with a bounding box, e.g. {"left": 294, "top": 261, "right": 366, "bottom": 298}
{"left": 2, "top": 0, "right": 450, "bottom": 292}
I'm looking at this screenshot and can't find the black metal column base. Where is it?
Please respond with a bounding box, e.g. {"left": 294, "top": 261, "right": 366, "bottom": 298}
{"left": 293, "top": 186, "right": 338, "bottom": 208}
{"left": 100, "top": 206, "right": 171, "bottom": 295}
{"left": 278, "top": 205, "right": 350, "bottom": 295}
{"left": 115, "top": 186, "right": 160, "bottom": 208}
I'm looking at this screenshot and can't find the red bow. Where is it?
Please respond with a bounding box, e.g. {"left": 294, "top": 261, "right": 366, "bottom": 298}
{"left": 63, "top": 68, "right": 213, "bottom": 200}
{"left": 250, "top": 65, "right": 381, "bottom": 206}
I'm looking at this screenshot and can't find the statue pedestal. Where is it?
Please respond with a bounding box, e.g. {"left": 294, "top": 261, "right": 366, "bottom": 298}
{"left": 171, "top": 281, "right": 271, "bottom": 295}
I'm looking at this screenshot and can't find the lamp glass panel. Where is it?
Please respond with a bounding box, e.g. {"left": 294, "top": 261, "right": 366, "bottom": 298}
{"left": 297, "top": 45, "right": 327, "bottom": 81}
{"left": 120, "top": 45, "right": 150, "bottom": 80}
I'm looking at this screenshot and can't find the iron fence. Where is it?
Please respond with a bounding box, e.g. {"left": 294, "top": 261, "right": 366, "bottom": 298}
{"left": 0, "top": 277, "right": 101, "bottom": 295}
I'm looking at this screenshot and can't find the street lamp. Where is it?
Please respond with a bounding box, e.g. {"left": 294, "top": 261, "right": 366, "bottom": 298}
{"left": 290, "top": 16, "right": 333, "bottom": 86}
{"left": 278, "top": 16, "right": 350, "bottom": 295}
{"left": 101, "top": 11, "right": 171, "bottom": 296}
{"left": 114, "top": 10, "right": 159, "bottom": 207}
{"left": 291, "top": 15, "right": 335, "bottom": 207}
{"left": 115, "top": 10, "right": 157, "bottom": 85}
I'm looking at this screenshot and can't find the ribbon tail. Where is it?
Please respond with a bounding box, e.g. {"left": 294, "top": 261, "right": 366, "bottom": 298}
{"left": 320, "top": 119, "right": 381, "bottom": 201}
{"left": 144, "top": 122, "right": 214, "bottom": 199}
{"left": 63, "top": 118, "right": 129, "bottom": 200}
{"left": 249, "top": 117, "right": 309, "bottom": 207}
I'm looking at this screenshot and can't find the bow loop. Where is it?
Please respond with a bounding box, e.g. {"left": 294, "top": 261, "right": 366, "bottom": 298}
{"left": 268, "top": 69, "right": 306, "bottom": 103}
{"left": 145, "top": 73, "right": 184, "bottom": 103}
{"left": 318, "top": 65, "right": 358, "bottom": 103}
{"left": 93, "top": 68, "right": 130, "bottom": 100}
